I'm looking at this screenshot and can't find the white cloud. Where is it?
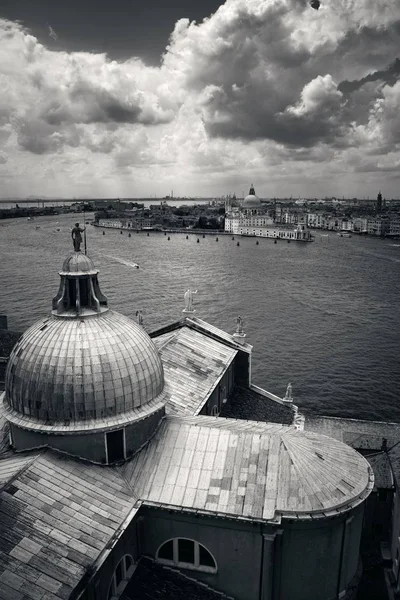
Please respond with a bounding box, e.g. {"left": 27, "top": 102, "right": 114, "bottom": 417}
{"left": 0, "top": 0, "right": 400, "bottom": 198}
{"left": 287, "top": 75, "right": 343, "bottom": 116}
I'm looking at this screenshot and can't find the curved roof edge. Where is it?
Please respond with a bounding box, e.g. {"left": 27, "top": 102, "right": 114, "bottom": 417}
{"left": 2, "top": 393, "right": 167, "bottom": 434}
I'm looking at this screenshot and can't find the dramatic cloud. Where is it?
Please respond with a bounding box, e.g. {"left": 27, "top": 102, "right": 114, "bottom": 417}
{"left": 0, "top": 0, "right": 400, "bottom": 197}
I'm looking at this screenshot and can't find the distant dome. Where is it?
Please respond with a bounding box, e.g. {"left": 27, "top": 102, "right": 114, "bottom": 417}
{"left": 243, "top": 184, "right": 261, "bottom": 208}
{"left": 5, "top": 310, "right": 164, "bottom": 423}
{"left": 61, "top": 252, "right": 97, "bottom": 275}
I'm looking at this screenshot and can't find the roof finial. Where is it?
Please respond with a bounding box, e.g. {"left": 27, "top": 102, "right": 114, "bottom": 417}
{"left": 183, "top": 289, "right": 197, "bottom": 314}
{"left": 233, "top": 315, "right": 246, "bottom": 344}
{"left": 249, "top": 183, "right": 256, "bottom": 196}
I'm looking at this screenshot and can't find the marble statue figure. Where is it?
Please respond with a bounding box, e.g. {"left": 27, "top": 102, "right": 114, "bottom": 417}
{"left": 184, "top": 289, "right": 197, "bottom": 312}
{"left": 236, "top": 315, "right": 243, "bottom": 333}
{"left": 71, "top": 223, "right": 85, "bottom": 252}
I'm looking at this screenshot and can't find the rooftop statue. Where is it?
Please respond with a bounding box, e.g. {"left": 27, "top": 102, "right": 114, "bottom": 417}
{"left": 233, "top": 315, "right": 246, "bottom": 344}
{"left": 71, "top": 223, "right": 85, "bottom": 252}
{"left": 136, "top": 310, "right": 144, "bottom": 327}
{"left": 183, "top": 289, "right": 197, "bottom": 313}
{"left": 236, "top": 315, "right": 244, "bottom": 334}
{"left": 284, "top": 383, "right": 293, "bottom": 402}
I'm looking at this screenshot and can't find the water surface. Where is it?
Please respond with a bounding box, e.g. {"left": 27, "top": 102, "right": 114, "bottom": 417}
{"left": 1, "top": 214, "right": 399, "bottom": 422}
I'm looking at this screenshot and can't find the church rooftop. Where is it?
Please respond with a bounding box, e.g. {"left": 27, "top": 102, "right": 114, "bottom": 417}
{"left": 122, "top": 415, "right": 374, "bottom": 522}
{"left": 153, "top": 326, "right": 237, "bottom": 416}
{"left": 0, "top": 450, "right": 137, "bottom": 600}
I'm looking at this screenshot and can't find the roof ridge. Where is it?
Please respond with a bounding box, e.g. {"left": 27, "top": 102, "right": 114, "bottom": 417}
{"left": 0, "top": 450, "right": 43, "bottom": 493}
{"left": 165, "top": 414, "right": 294, "bottom": 432}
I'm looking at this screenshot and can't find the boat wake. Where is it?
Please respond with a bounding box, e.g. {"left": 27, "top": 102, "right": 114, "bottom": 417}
{"left": 105, "top": 255, "right": 139, "bottom": 269}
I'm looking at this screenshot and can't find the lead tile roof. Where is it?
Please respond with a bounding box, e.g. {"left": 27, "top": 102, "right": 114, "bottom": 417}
{"left": 0, "top": 451, "right": 136, "bottom": 600}
{"left": 5, "top": 310, "right": 164, "bottom": 424}
{"left": 0, "top": 413, "right": 374, "bottom": 599}
{"left": 153, "top": 328, "right": 237, "bottom": 416}
{"left": 183, "top": 317, "right": 252, "bottom": 353}
{"left": 121, "top": 415, "right": 373, "bottom": 522}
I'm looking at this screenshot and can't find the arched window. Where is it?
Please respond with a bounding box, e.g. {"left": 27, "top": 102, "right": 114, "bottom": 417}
{"left": 107, "top": 555, "right": 135, "bottom": 600}
{"left": 156, "top": 538, "right": 217, "bottom": 573}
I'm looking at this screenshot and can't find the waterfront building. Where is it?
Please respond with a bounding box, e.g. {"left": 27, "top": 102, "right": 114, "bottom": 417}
{"left": 226, "top": 222, "right": 313, "bottom": 241}
{"left": 338, "top": 218, "right": 354, "bottom": 232}
{"left": 0, "top": 250, "right": 373, "bottom": 600}
{"left": 225, "top": 186, "right": 313, "bottom": 241}
{"left": 389, "top": 214, "right": 400, "bottom": 237}
{"left": 353, "top": 217, "right": 368, "bottom": 234}
{"left": 282, "top": 209, "right": 307, "bottom": 225}
{"left": 97, "top": 216, "right": 156, "bottom": 230}
{"left": 367, "top": 216, "right": 390, "bottom": 236}
{"left": 306, "top": 212, "right": 327, "bottom": 229}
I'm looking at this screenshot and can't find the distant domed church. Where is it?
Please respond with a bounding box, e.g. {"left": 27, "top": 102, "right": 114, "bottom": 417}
{"left": 0, "top": 248, "right": 373, "bottom": 600}
{"left": 241, "top": 184, "right": 262, "bottom": 216}
{"left": 242, "top": 184, "right": 261, "bottom": 209}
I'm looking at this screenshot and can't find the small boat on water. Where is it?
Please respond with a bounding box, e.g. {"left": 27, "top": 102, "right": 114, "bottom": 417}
{"left": 337, "top": 231, "right": 352, "bottom": 238}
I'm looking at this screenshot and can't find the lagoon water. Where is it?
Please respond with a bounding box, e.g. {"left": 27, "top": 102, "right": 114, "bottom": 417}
{"left": 1, "top": 212, "right": 399, "bottom": 422}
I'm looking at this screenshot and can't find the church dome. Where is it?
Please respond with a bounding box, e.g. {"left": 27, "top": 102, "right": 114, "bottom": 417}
{"left": 243, "top": 184, "right": 261, "bottom": 208}
{"left": 4, "top": 252, "right": 165, "bottom": 427}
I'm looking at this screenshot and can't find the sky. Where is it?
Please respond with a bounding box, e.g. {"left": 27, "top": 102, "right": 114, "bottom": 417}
{"left": 0, "top": 0, "right": 399, "bottom": 199}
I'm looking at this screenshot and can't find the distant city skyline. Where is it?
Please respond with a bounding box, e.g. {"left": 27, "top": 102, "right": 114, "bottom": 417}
{"left": 0, "top": 0, "right": 399, "bottom": 198}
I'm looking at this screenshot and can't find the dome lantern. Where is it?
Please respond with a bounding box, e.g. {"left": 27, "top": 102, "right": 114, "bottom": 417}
{"left": 52, "top": 252, "right": 108, "bottom": 317}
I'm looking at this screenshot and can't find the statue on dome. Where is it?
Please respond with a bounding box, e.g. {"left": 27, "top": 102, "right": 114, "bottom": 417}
{"left": 136, "top": 310, "right": 144, "bottom": 327}
{"left": 183, "top": 289, "right": 197, "bottom": 313}
{"left": 71, "top": 223, "right": 85, "bottom": 252}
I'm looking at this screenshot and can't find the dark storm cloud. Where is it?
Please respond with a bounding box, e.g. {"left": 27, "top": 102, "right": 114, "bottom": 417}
{"left": 14, "top": 118, "right": 82, "bottom": 154}
{"left": 200, "top": 73, "right": 346, "bottom": 148}
{"left": 203, "top": 103, "right": 342, "bottom": 147}
{"left": 41, "top": 80, "right": 175, "bottom": 127}
{"left": 339, "top": 58, "right": 400, "bottom": 95}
